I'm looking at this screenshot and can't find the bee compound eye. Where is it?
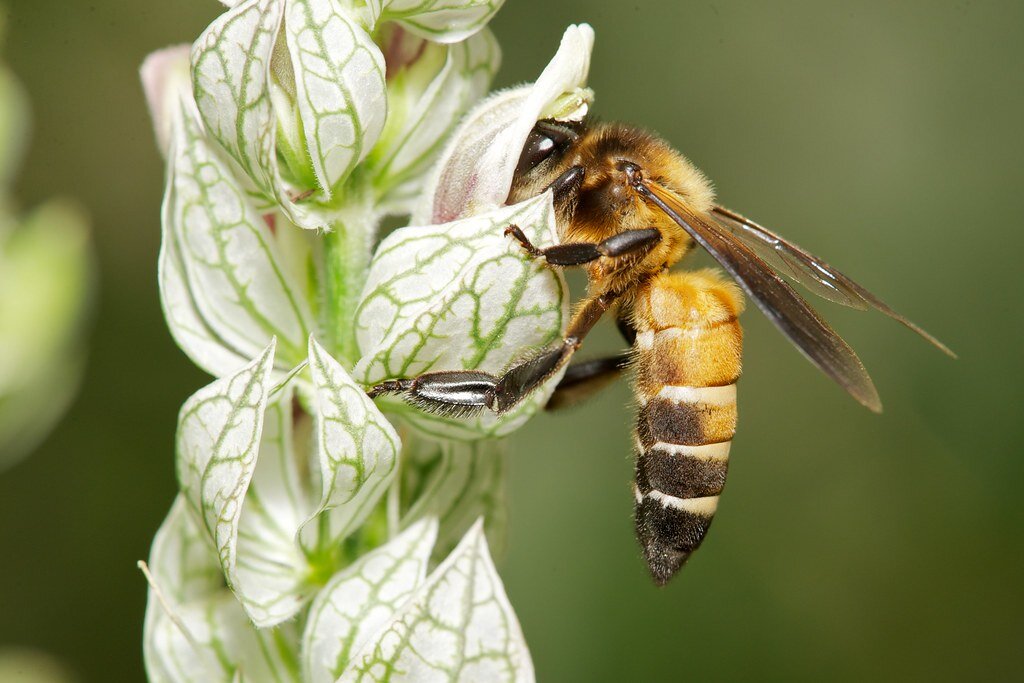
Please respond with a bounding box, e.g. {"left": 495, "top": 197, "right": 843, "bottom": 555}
{"left": 515, "top": 129, "right": 557, "bottom": 177}
{"left": 514, "top": 120, "right": 579, "bottom": 178}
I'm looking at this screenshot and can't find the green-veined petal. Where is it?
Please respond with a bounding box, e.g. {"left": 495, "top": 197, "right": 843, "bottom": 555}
{"left": 161, "top": 80, "right": 313, "bottom": 373}
{"left": 232, "top": 382, "right": 318, "bottom": 627}
{"left": 302, "top": 518, "right": 437, "bottom": 683}
{"left": 285, "top": 0, "right": 387, "bottom": 199}
{"left": 379, "top": 0, "right": 505, "bottom": 43}
{"left": 299, "top": 337, "right": 401, "bottom": 553}
{"left": 192, "top": 0, "right": 329, "bottom": 229}
{"left": 142, "top": 496, "right": 302, "bottom": 683}
{"left": 339, "top": 519, "right": 533, "bottom": 682}
{"left": 175, "top": 341, "right": 277, "bottom": 590}
{"left": 354, "top": 193, "right": 567, "bottom": 440}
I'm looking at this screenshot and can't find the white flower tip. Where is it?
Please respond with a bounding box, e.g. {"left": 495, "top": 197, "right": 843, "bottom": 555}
{"left": 140, "top": 44, "right": 192, "bottom": 158}
{"left": 564, "top": 23, "right": 596, "bottom": 54}
{"left": 543, "top": 24, "right": 595, "bottom": 120}
{"left": 530, "top": 23, "right": 595, "bottom": 120}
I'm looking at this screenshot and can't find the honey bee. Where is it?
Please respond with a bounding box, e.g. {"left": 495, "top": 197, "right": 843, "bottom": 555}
{"left": 370, "top": 119, "right": 954, "bottom": 585}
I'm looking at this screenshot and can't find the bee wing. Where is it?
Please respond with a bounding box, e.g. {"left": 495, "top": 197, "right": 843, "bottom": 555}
{"left": 710, "top": 205, "right": 954, "bottom": 357}
{"left": 709, "top": 205, "right": 867, "bottom": 309}
{"left": 637, "top": 179, "right": 883, "bottom": 412}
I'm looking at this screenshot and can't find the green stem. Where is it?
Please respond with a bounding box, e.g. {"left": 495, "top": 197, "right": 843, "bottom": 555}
{"left": 322, "top": 188, "right": 378, "bottom": 366}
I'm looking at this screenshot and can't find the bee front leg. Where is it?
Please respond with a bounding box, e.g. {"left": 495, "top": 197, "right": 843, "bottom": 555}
{"left": 548, "top": 165, "right": 586, "bottom": 207}
{"left": 504, "top": 225, "right": 661, "bottom": 267}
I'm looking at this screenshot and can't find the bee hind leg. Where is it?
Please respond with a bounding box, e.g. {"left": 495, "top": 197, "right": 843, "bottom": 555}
{"left": 366, "top": 371, "right": 498, "bottom": 417}
{"left": 369, "top": 292, "right": 624, "bottom": 416}
{"left": 367, "top": 341, "right": 576, "bottom": 416}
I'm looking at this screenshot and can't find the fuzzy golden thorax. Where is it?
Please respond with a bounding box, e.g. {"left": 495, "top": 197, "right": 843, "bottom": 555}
{"left": 509, "top": 121, "right": 716, "bottom": 294}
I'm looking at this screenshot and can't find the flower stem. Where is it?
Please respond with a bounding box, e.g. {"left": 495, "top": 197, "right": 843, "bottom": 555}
{"left": 322, "top": 188, "right": 377, "bottom": 366}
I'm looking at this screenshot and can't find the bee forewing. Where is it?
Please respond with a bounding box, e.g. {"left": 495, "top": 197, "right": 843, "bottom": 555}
{"left": 709, "top": 206, "right": 869, "bottom": 309}
{"left": 710, "top": 205, "right": 955, "bottom": 358}
{"left": 636, "top": 179, "right": 883, "bottom": 412}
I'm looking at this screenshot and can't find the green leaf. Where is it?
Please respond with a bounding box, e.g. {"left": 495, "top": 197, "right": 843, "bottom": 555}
{"left": 301, "top": 518, "right": 438, "bottom": 683}
{"left": 175, "top": 341, "right": 277, "bottom": 593}
{"left": 160, "top": 88, "right": 313, "bottom": 374}
{"left": 414, "top": 23, "right": 594, "bottom": 225}
{"left": 378, "top": 0, "right": 506, "bottom": 43}
{"left": 301, "top": 337, "right": 401, "bottom": 553}
{"left": 353, "top": 193, "right": 568, "bottom": 440}
{"left": 366, "top": 26, "right": 500, "bottom": 216}
{"left": 284, "top": 0, "right": 387, "bottom": 199}
{"left": 401, "top": 437, "right": 507, "bottom": 561}
{"left": 143, "top": 496, "right": 301, "bottom": 683}
{"left": 339, "top": 519, "right": 534, "bottom": 682}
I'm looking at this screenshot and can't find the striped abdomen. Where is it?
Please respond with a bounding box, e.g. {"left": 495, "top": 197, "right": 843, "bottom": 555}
{"left": 630, "top": 270, "right": 743, "bottom": 585}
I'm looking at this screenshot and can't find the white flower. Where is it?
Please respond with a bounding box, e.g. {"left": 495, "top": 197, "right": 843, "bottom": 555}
{"left": 189, "top": 0, "right": 505, "bottom": 230}
{"left": 141, "top": 13, "right": 595, "bottom": 681}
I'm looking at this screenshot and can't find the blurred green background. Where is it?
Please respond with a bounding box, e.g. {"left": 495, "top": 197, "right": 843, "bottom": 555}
{"left": 1, "top": 0, "right": 1022, "bottom": 680}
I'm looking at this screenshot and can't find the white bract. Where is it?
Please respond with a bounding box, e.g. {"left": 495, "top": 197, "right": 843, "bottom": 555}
{"left": 354, "top": 192, "right": 568, "bottom": 440}
{"left": 143, "top": 496, "right": 301, "bottom": 682}
{"left": 400, "top": 436, "right": 508, "bottom": 560}
{"left": 369, "top": 0, "right": 505, "bottom": 43}
{"left": 340, "top": 520, "right": 533, "bottom": 682}
{"left": 142, "top": 7, "right": 596, "bottom": 680}
{"left": 302, "top": 518, "right": 438, "bottom": 683}
{"left": 302, "top": 336, "right": 400, "bottom": 551}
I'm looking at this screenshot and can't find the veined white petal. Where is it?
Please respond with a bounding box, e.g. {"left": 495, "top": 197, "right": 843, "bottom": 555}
{"left": 340, "top": 520, "right": 534, "bottom": 682}
{"left": 353, "top": 193, "right": 568, "bottom": 440}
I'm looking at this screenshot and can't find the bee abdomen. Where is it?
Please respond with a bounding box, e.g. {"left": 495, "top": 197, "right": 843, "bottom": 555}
{"left": 633, "top": 385, "right": 736, "bottom": 585}
{"left": 630, "top": 270, "right": 743, "bottom": 585}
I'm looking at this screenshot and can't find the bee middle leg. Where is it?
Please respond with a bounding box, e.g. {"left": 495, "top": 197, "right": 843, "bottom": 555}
{"left": 504, "top": 225, "right": 661, "bottom": 267}
{"left": 546, "top": 314, "right": 637, "bottom": 410}
{"left": 545, "top": 352, "right": 632, "bottom": 411}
